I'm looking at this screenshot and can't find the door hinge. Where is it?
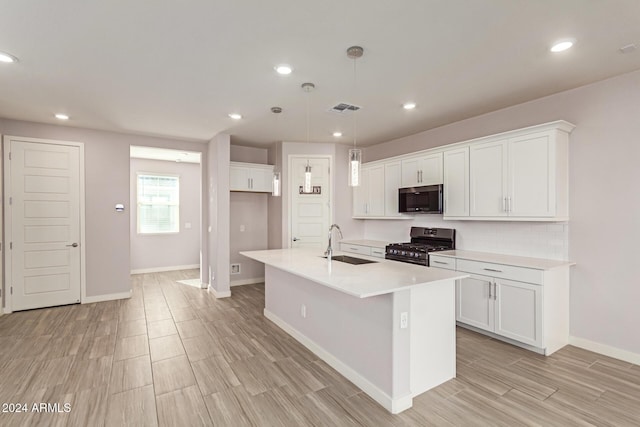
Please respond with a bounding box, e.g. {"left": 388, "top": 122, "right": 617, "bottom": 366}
{"left": 10, "top": 287, "right": 13, "bottom": 295}
{"left": 10, "top": 242, "right": 12, "bottom": 250}
{"left": 9, "top": 197, "right": 12, "bottom": 205}
{"left": 8, "top": 152, "right": 11, "bottom": 160}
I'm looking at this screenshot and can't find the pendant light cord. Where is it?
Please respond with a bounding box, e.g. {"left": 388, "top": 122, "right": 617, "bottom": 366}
{"left": 353, "top": 57, "right": 357, "bottom": 150}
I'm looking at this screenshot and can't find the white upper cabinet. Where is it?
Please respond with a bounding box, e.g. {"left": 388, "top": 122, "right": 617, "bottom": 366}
{"left": 467, "top": 126, "right": 570, "bottom": 220}
{"left": 384, "top": 161, "right": 403, "bottom": 217}
{"left": 353, "top": 164, "right": 384, "bottom": 217}
{"left": 354, "top": 121, "right": 574, "bottom": 222}
{"left": 469, "top": 139, "right": 509, "bottom": 217}
{"left": 401, "top": 152, "right": 443, "bottom": 187}
{"left": 230, "top": 162, "right": 274, "bottom": 193}
{"left": 443, "top": 147, "right": 469, "bottom": 217}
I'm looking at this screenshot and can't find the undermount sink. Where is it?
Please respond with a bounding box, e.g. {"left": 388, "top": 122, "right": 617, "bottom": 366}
{"left": 322, "top": 255, "right": 378, "bottom": 265}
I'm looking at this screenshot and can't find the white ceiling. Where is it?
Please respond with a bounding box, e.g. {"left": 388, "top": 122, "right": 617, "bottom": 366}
{"left": 1, "top": 1, "right": 639, "bottom": 148}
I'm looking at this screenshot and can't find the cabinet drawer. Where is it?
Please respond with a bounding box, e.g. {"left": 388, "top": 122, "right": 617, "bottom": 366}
{"left": 340, "top": 244, "right": 372, "bottom": 256}
{"left": 370, "top": 247, "right": 385, "bottom": 258}
{"left": 429, "top": 255, "right": 455, "bottom": 270}
{"left": 456, "top": 259, "right": 543, "bottom": 285}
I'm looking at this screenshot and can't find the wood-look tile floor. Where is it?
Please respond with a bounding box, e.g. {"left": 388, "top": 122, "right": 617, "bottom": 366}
{"left": 1, "top": 270, "right": 639, "bottom": 426}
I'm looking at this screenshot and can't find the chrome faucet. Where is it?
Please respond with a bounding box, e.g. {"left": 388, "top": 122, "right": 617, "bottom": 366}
{"left": 325, "top": 224, "right": 343, "bottom": 261}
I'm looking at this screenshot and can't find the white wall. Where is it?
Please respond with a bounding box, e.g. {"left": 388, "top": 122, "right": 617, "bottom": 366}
{"left": 130, "top": 158, "right": 201, "bottom": 272}
{"left": 362, "top": 70, "right": 640, "bottom": 356}
{"left": 207, "top": 133, "right": 230, "bottom": 296}
{"left": 0, "top": 118, "right": 208, "bottom": 300}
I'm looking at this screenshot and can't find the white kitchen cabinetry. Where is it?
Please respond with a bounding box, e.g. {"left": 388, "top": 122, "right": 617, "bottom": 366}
{"left": 467, "top": 126, "right": 571, "bottom": 220}
{"left": 430, "top": 251, "right": 572, "bottom": 355}
{"left": 230, "top": 162, "right": 274, "bottom": 193}
{"left": 443, "top": 147, "right": 469, "bottom": 217}
{"left": 340, "top": 240, "right": 387, "bottom": 258}
{"left": 401, "top": 152, "right": 443, "bottom": 187}
{"left": 353, "top": 165, "right": 384, "bottom": 217}
{"left": 384, "top": 161, "right": 403, "bottom": 217}
{"left": 353, "top": 161, "right": 410, "bottom": 219}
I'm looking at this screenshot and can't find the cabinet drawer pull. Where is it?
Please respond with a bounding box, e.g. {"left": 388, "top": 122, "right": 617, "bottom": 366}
{"left": 483, "top": 268, "right": 503, "bottom": 273}
{"left": 432, "top": 260, "right": 448, "bottom": 265}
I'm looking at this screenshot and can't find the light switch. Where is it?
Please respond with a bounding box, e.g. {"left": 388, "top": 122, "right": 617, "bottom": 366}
{"left": 240, "top": 225, "right": 245, "bottom": 232}
{"left": 184, "top": 222, "right": 192, "bottom": 229}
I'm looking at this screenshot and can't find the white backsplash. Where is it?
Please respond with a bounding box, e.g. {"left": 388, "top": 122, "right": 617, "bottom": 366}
{"left": 363, "top": 217, "right": 569, "bottom": 260}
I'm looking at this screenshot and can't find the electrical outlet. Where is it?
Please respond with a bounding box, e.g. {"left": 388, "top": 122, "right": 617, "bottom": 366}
{"left": 231, "top": 263, "right": 241, "bottom": 274}
{"left": 301, "top": 304, "right": 307, "bottom": 318}
{"left": 400, "top": 312, "right": 408, "bottom": 329}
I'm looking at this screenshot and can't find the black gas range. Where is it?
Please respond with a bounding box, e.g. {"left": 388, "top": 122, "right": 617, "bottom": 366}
{"left": 385, "top": 227, "right": 455, "bottom": 266}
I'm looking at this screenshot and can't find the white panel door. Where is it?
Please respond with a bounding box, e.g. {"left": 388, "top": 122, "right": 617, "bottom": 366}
{"left": 456, "top": 274, "right": 494, "bottom": 332}
{"left": 508, "top": 133, "right": 554, "bottom": 217}
{"left": 9, "top": 140, "right": 82, "bottom": 311}
{"left": 443, "top": 147, "right": 469, "bottom": 217}
{"left": 470, "top": 139, "right": 508, "bottom": 217}
{"left": 290, "top": 157, "right": 330, "bottom": 249}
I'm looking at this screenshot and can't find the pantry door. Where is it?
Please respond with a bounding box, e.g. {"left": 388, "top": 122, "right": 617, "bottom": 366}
{"left": 4, "top": 136, "right": 85, "bottom": 311}
{"left": 289, "top": 156, "right": 331, "bottom": 249}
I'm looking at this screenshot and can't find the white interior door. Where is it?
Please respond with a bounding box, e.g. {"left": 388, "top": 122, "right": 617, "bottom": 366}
{"left": 7, "top": 138, "right": 82, "bottom": 311}
{"left": 290, "top": 157, "right": 330, "bottom": 249}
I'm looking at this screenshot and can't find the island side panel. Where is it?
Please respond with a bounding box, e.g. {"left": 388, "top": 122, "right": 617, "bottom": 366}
{"left": 264, "top": 265, "right": 407, "bottom": 405}
{"left": 409, "top": 279, "right": 457, "bottom": 396}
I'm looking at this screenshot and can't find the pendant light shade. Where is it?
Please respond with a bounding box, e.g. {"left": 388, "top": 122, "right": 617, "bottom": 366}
{"left": 270, "top": 106, "right": 282, "bottom": 197}
{"left": 272, "top": 171, "right": 281, "bottom": 196}
{"left": 348, "top": 148, "right": 361, "bottom": 187}
{"left": 347, "top": 46, "right": 364, "bottom": 187}
{"left": 304, "top": 161, "right": 312, "bottom": 193}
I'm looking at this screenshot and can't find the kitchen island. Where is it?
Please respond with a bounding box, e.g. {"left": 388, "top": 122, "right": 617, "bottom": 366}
{"left": 240, "top": 248, "right": 468, "bottom": 413}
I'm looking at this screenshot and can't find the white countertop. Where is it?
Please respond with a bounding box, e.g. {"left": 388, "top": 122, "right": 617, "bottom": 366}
{"left": 340, "top": 239, "right": 389, "bottom": 249}
{"left": 432, "top": 250, "right": 575, "bottom": 270}
{"left": 240, "top": 248, "right": 467, "bottom": 298}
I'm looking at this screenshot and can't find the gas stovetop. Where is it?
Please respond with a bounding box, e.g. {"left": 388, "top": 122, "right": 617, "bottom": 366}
{"left": 385, "top": 227, "right": 455, "bottom": 266}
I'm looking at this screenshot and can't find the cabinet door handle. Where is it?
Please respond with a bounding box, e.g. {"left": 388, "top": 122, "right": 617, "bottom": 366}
{"left": 419, "top": 170, "right": 423, "bottom": 183}
{"left": 507, "top": 196, "right": 512, "bottom": 212}
{"left": 416, "top": 170, "right": 420, "bottom": 183}
{"left": 488, "top": 282, "right": 492, "bottom": 299}
{"left": 502, "top": 197, "right": 507, "bottom": 212}
{"left": 493, "top": 282, "right": 497, "bottom": 300}
{"left": 483, "top": 268, "right": 503, "bottom": 273}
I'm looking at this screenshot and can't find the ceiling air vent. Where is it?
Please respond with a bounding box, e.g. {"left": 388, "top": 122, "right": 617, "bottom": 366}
{"left": 328, "top": 102, "right": 361, "bottom": 114}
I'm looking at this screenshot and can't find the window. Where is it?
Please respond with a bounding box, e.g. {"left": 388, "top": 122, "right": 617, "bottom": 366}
{"left": 137, "top": 174, "right": 179, "bottom": 234}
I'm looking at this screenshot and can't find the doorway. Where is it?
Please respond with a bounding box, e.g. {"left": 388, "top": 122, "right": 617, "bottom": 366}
{"left": 129, "top": 146, "right": 204, "bottom": 287}
{"left": 289, "top": 156, "right": 331, "bottom": 249}
{"left": 3, "top": 136, "right": 85, "bottom": 312}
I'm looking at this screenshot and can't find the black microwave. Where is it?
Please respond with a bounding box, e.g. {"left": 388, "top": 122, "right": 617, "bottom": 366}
{"left": 398, "top": 184, "right": 443, "bottom": 213}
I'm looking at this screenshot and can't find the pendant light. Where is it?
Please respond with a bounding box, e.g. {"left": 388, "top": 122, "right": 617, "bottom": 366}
{"left": 270, "top": 106, "right": 282, "bottom": 197}
{"left": 302, "top": 82, "right": 315, "bottom": 193}
{"left": 347, "top": 46, "right": 363, "bottom": 187}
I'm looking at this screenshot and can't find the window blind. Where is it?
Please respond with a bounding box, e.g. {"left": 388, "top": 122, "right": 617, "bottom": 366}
{"left": 137, "top": 174, "right": 179, "bottom": 233}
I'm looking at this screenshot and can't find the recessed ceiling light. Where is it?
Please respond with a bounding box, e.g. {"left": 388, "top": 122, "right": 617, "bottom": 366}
{"left": 403, "top": 102, "right": 416, "bottom": 110}
{"left": 333, "top": 131, "right": 342, "bottom": 137}
{"left": 550, "top": 40, "right": 575, "bottom": 53}
{"left": 0, "top": 51, "right": 17, "bottom": 63}
{"left": 275, "top": 65, "right": 292, "bottom": 75}
{"left": 228, "top": 113, "right": 242, "bottom": 120}
{"left": 55, "top": 113, "right": 69, "bottom": 120}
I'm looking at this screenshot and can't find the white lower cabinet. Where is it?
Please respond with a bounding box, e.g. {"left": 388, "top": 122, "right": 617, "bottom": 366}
{"left": 340, "top": 241, "right": 387, "bottom": 258}
{"left": 431, "top": 253, "right": 569, "bottom": 355}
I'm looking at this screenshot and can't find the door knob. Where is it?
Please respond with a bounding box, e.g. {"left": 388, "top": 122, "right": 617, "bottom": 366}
{"left": 66, "top": 243, "right": 78, "bottom": 247}
{"left": 292, "top": 237, "right": 300, "bottom": 241}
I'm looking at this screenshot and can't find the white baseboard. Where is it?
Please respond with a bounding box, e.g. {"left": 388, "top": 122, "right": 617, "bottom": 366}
{"left": 83, "top": 290, "right": 132, "bottom": 304}
{"left": 569, "top": 336, "right": 640, "bottom": 365}
{"left": 264, "top": 309, "right": 411, "bottom": 414}
{"left": 208, "top": 285, "right": 231, "bottom": 299}
{"left": 130, "top": 264, "right": 200, "bottom": 274}
{"left": 230, "top": 277, "right": 265, "bottom": 287}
